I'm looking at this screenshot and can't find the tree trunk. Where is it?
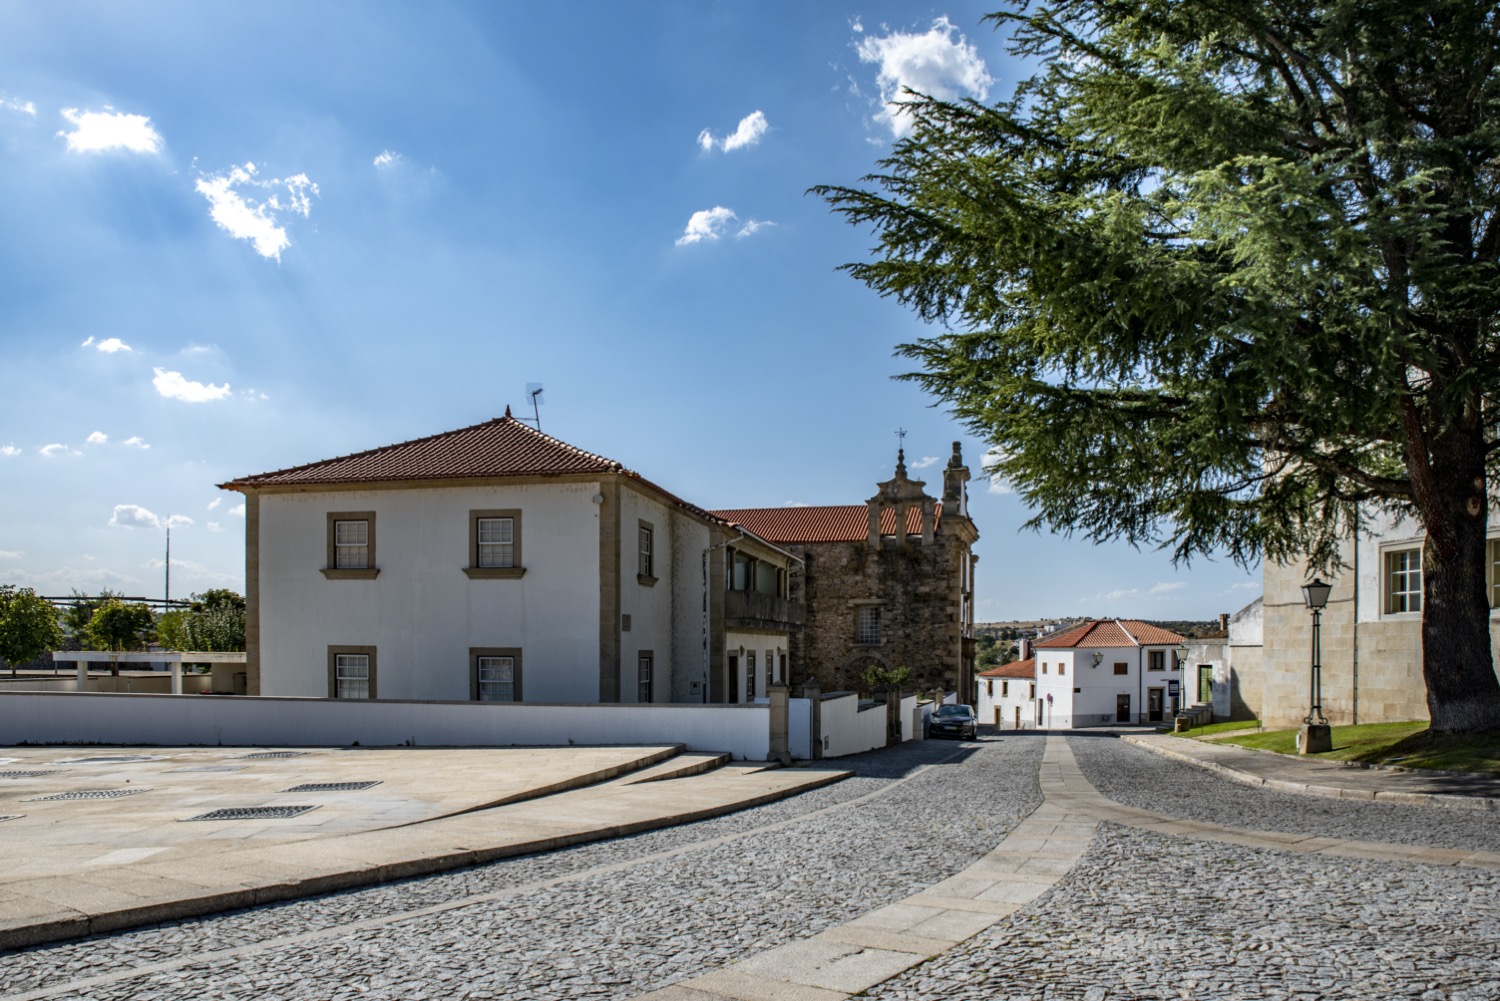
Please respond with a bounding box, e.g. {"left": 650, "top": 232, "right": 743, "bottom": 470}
{"left": 1417, "top": 432, "right": 1500, "bottom": 733}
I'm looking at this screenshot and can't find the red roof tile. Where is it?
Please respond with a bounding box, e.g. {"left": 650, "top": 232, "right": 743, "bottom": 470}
{"left": 1033, "top": 620, "right": 1186, "bottom": 649}
{"left": 221, "top": 415, "right": 624, "bottom": 488}
{"left": 978, "top": 658, "right": 1035, "bottom": 679}
{"left": 709, "top": 504, "right": 938, "bottom": 544}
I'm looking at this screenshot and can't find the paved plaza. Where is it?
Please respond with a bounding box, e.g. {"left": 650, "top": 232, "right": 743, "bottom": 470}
{"left": 0, "top": 731, "right": 1496, "bottom": 1000}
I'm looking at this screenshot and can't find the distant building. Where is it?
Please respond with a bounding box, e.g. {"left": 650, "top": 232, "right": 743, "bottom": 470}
{"left": 1031, "top": 619, "right": 1186, "bottom": 728}
{"left": 713, "top": 443, "right": 980, "bottom": 702}
{"left": 221, "top": 413, "right": 801, "bottom": 704}
{"left": 976, "top": 658, "right": 1036, "bottom": 730}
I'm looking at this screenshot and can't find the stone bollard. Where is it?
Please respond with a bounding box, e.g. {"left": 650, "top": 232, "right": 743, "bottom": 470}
{"left": 768, "top": 683, "right": 791, "bottom": 766}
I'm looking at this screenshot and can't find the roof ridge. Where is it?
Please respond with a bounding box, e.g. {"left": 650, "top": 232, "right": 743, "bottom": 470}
{"left": 1115, "top": 619, "right": 1139, "bottom": 646}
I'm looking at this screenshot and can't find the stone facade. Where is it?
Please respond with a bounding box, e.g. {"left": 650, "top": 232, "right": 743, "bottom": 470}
{"left": 726, "top": 445, "right": 980, "bottom": 702}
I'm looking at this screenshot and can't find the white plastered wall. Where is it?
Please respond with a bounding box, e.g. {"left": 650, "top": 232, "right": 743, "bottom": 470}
{"left": 257, "top": 481, "right": 602, "bottom": 702}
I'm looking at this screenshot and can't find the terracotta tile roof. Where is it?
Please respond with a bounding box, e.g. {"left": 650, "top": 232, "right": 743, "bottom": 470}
{"left": 221, "top": 414, "right": 625, "bottom": 489}
{"left": 1032, "top": 620, "right": 1186, "bottom": 649}
{"left": 978, "top": 658, "right": 1035, "bottom": 679}
{"left": 709, "top": 504, "right": 938, "bottom": 544}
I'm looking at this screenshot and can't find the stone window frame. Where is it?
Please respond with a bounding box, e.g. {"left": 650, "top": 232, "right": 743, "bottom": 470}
{"left": 465, "top": 509, "right": 526, "bottom": 579}
{"left": 328, "top": 645, "right": 377, "bottom": 699}
{"left": 638, "top": 650, "right": 653, "bottom": 703}
{"left": 1113, "top": 662, "right": 1128, "bottom": 676}
{"left": 1001, "top": 680, "right": 1009, "bottom": 697}
{"left": 470, "top": 647, "right": 522, "bottom": 702}
{"left": 1382, "top": 544, "right": 1423, "bottom": 616}
{"left": 637, "top": 520, "right": 657, "bottom": 586}
{"left": 1147, "top": 650, "right": 1166, "bottom": 671}
{"left": 323, "top": 512, "right": 379, "bottom": 579}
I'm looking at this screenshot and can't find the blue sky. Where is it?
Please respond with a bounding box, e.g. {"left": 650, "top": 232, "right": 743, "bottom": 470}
{"left": 0, "top": 1, "right": 1260, "bottom": 621}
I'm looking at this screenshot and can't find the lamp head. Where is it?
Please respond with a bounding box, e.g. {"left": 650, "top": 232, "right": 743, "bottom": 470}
{"left": 1301, "top": 578, "right": 1333, "bottom": 610}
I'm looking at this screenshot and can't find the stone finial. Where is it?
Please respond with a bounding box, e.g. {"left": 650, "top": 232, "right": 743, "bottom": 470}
{"left": 895, "top": 447, "right": 907, "bottom": 478}
{"left": 505, "top": 405, "right": 512, "bottom": 418}
{"left": 948, "top": 441, "right": 964, "bottom": 468}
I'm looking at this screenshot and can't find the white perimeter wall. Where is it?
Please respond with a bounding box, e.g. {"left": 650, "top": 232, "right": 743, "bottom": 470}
{"left": 0, "top": 692, "right": 772, "bottom": 761}
{"left": 820, "top": 693, "right": 888, "bottom": 757}
{"left": 258, "top": 482, "right": 602, "bottom": 703}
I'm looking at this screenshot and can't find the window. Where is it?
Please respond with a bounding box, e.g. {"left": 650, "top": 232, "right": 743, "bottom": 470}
{"left": 471, "top": 648, "right": 522, "bottom": 701}
{"left": 1001, "top": 681, "right": 1009, "bottom": 697}
{"left": 746, "top": 651, "right": 756, "bottom": 699}
{"left": 638, "top": 521, "right": 656, "bottom": 584}
{"left": 1114, "top": 662, "right": 1128, "bottom": 676}
{"left": 1148, "top": 651, "right": 1166, "bottom": 671}
{"left": 731, "top": 551, "right": 752, "bottom": 590}
{"left": 638, "top": 652, "right": 653, "bottom": 703}
{"left": 1386, "top": 547, "right": 1422, "bottom": 614}
{"left": 1041, "top": 662, "right": 1048, "bottom": 674}
{"left": 478, "top": 517, "right": 515, "bottom": 567}
{"left": 855, "top": 606, "right": 881, "bottom": 645}
{"left": 328, "top": 646, "right": 376, "bottom": 699}
{"left": 1059, "top": 663, "right": 1066, "bottom": 677}
{"left": 466, "top": 510, "right": 524, "bottom": 578}
{"left": 1491, "top": 539, "right": 1500, "bottom": 608}
{"left": 1028, "top": 683, "right": 1035, "bottom": 699}
{"left": 323, "top": 512, "right": 378, "bottom": 579}
{"left": 765, "top": 648, "right": 773, "bottom": 692}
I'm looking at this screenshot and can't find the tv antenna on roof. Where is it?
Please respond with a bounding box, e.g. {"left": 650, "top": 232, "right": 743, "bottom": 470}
{"left": 524, "top": 383, "right": 545, "bottom": 430}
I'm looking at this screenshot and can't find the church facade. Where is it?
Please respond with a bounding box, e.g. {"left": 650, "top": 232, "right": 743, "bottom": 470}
{"left": 713, "top": 443, "right": 980, "bottom": 702}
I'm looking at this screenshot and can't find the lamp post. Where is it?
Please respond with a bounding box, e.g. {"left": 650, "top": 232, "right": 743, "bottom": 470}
{"left": 1298, "top": 578, "right": 1333, "bottom": 753}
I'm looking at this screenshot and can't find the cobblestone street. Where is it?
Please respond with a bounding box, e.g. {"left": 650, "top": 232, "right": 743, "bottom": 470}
{"left": 3, "top": 732, "right": 1497, "bottom": 1001}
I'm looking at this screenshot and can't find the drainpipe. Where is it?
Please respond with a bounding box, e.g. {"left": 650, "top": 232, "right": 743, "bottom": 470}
{"left": 702, "top": 530, "right": 746, "bottom": 703}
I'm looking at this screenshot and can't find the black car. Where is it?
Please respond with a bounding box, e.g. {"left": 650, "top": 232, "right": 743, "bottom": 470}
{"left": 928, "top": 703, "right": 978, "bottom": 740}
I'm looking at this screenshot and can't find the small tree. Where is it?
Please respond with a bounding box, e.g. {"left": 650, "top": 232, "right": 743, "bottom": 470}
{"left": 0, "top": 586, "right": 63, "bottom": 675}
{"left": 158, "top": 591, "right": 246, "bottom": 653}
{"left": 62, "top": 588, "right": 122, "bottom": 639}
{"left": 862, "top": 663, "right": 913, "bottom": 692}
{"left": 85, "top": 598, "right": 156, "bottom": 675}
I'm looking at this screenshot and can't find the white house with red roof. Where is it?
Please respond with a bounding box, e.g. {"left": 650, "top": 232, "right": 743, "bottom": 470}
{"left": 1031, "top": 619, "right": 1187, "bottom": 728}
{"left": 976, "top": 658, "right": 1037, "bottom": 730}
{"left": 220, "top": 412, "right": 801, "bottom": 706}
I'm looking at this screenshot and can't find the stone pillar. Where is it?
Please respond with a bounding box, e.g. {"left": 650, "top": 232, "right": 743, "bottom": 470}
{"left": 768, "top": 683, "right": 791, "bottom": 765}
{"left": 866, "top": 505, "right": 880, "bottom": 548}
{"left": 76, "top": 658, "right": 87, "bottom": 690}
{"left": 884, "top": 688, "right": 901, "bottom": 746}
{"left": 802, "top": 678, "right": 823, "bottom": 759}
{"left": 170, "top": 656, "right": 182, "bottom": 695}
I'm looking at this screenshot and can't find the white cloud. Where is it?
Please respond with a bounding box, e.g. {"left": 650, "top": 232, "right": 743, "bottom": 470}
{"left": 373, "top": 150, "right": 401, "bottom": 168}
{"left": 122, "top": 436, "right": 150, "bottom": 449}
{"left": 109, "top": 504, "right": 164, "bottom": 529}
{"left": 2, "top": 95, "right": 36, "bottom": 116}
{"left": 850, "top": 17, "right": 864, "bottom": 33}
{"left": 207, "top": 498, "right": 222, "bottom": 511}
{"left": 676, "top": 207, "right": 773, "bottom": 246}
{"left": 856, "top": 16, "right": 993, "bottom": 138}
{"left": 207, "top": 521, "right": 223, "bottom": 533}
{"left": 676, "top": 206, "right": 738, "bottom": 246}
{"left": 735, "top": 219, "right": 774, "bottom": 239}
{"left": 1, "top": 445, "right": 19, "bottom": 457}
{"left": 0, "top": 550, "right": 24, "bottom": 560}
{"left": 81, "top": 336, "right": 94, "bottom": 348}
{"left": 59, "top": 106, "right": 164, "bottom": 154}
{"left": 1082, "top": 582, "right": 1188, "bottom": 605}
{"left": 982, "top": 447, "right": 1014, "bottom": 494}
{"left": 909, "top": 455, "right": 940, "bottom": 469}
{"left": 95, "top": 337, "right": 132, "bottom": 353}
{"left": 109, "top": 504, "right": 193, "bottom": 530}
{"left": 194, "top": 162, "right": 319, "bottom": 261}
{"left": 146, "top": 557, "right": 208, "bottom": 573}
{"left": 697, "top": 110, "right": 769, "bottom": 153}
{"left": 153, "top": 367, "right": 231, "bottom": 403}
{"left": 39, "top": 443, "right": 80, "bottom": 458}
{"left": 86, "top": 431, "right": 109, "bottom": 445}
{"left": 5, "top": 566, "right": 144, "bottom": 590}
{"left": 229, "top": 502, "right": 246, "bottom": 518}
{"left": 1148, "top": 581, "right": 1187, "bottom": 596}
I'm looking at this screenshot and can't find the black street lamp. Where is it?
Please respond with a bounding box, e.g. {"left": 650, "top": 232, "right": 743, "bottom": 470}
{"left": 1299, "top": 578, "right": 1333, "bottom": 753}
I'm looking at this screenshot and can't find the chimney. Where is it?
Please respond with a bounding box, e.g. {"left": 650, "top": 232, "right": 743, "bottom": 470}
{"left": 1018, "top": 637, "right": 1032, "bottom": 661}
{"left": 1219, "top": 612, "right": 1230, "bottom": 634}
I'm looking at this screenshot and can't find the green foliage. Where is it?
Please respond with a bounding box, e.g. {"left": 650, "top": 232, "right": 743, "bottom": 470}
{"left": 862, "top": 663, "right": 913, "bottom": 690}
{"left": 63, "top": 588, "right": 121, "bottom": 636}
{"left": 819, "top": 0, "right": 1500, "bottom": 565}
{"left": 157, "top": 591, "right": 246, "bottom": 652}
{"left": 0, "top": 586, "right": 63, "bottom": 671}
{"left": 84, "top": 598, "right": 155, "bottom": 652}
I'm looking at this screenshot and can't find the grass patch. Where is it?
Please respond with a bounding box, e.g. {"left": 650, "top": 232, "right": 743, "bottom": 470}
{"left": 1170, "top": 719, "right": 1260, "bottom": 738}
{"left": 1220, "top": 721, "right": 1500, "bottom": 773}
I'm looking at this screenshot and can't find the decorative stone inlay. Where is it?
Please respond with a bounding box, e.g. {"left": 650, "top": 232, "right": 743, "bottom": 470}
{"left": 182, "top": 805, "right": 319, "bottom": 822}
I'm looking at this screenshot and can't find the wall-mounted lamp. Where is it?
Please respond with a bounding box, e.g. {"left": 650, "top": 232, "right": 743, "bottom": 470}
{"left": 1091, "top": 651, "right": 1103, "bottom": 668}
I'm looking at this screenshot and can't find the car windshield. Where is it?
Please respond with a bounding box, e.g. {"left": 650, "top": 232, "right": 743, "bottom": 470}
{"left": 935, "top": 705, "right": 972, "bottom": 718}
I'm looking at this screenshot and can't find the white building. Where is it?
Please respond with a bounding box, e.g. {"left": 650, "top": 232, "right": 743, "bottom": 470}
{"left": 1031, "top": 620, "right": 1187, "bottom": 728}
{"left": 221, "top": 412, "right": 802, "bottom": 704}
{"left": 976, "top": 658, "right": 1036, "bottom": 730}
